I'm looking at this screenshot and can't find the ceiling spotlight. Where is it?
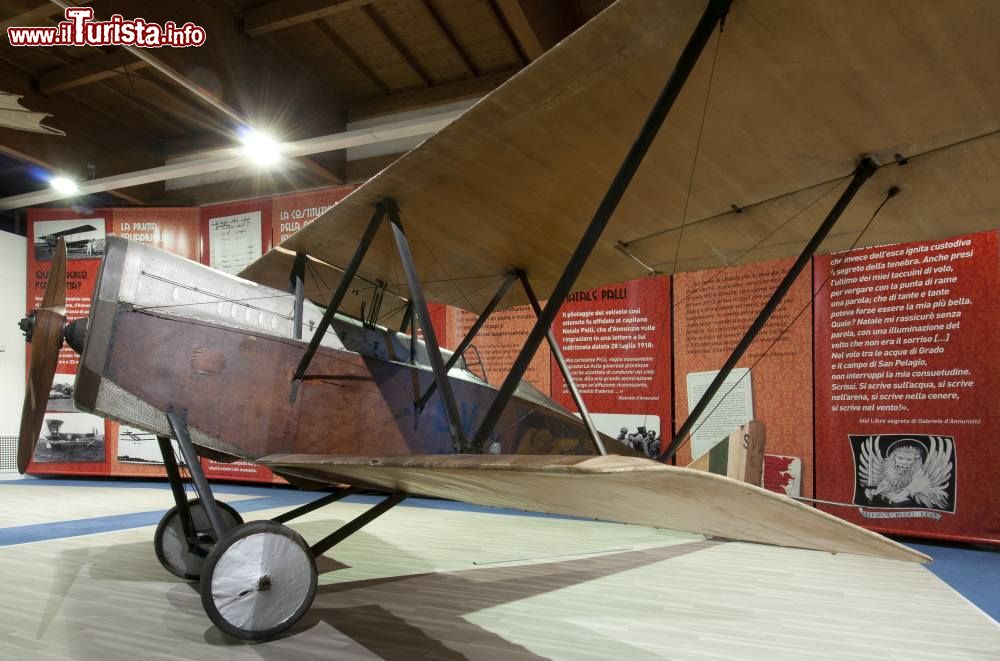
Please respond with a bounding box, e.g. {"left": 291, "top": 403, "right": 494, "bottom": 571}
{"left": 49, "top": 176, "right": 79, "bottom": 195}
{"left": 240, "top": 129, "right": 282, "bottom": 167}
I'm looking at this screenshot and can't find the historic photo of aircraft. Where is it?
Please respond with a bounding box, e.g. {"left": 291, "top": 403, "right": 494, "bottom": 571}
{"left": 17, "top": 0, "right": 1000, "bottom": 642}
{"left": 31, "top": 416, "right": 105, "bottom": 464}
{"left": 117, "top": 426, "right": 185, "bottom": 466}
{"left": 33, "top": 219, "right": 106, "bottom": 260}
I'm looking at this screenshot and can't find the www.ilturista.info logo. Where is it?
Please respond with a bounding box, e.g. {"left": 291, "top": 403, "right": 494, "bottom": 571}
{"left": 7, "top": 7, "right": 206, "bottom": 48}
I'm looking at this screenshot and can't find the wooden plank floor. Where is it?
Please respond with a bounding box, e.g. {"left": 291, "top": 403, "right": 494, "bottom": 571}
{"left": 0, "top": 481, "right": 997, "bottom": 660}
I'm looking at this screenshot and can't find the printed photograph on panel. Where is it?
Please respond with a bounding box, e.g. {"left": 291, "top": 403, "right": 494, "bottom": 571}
{"left": 33, "top": 218, "right": 106, "bottom": 260}
{"left": 46, "top": 373, "right": 75, "bottom": 412}
{"left": 33, "top": 413, "right": 105, "bottom": 463}
{"left": 591, "top": 412, "right": 662, "bottom": 458}
{"left": 116, "top": 425, "right": 184, "bottom": 465}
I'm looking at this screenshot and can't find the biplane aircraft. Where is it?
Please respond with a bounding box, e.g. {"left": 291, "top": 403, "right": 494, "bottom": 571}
{"left": 38, "top": 418, "right": 102, "bottom": 452}
{"left": 33, "top": 222, "right": 104, "bottom": 259}
{"left": 17, "top": 0, "right": 1000, "bottom": 642}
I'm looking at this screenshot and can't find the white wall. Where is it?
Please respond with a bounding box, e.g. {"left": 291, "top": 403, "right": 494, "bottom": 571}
{"left": 0, "top": 231, "right": 26, "bottom": 438}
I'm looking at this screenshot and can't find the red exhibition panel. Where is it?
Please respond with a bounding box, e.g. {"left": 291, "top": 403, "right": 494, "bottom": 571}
{"left": 26, "top": 208, "right": 110, "bottom": 476}
{"left": 201, "top": 458, "right": 278, "bottom": 483}
{"left": 112, "top": 206, "right": 201, "bottom": 258}
{"left": 551, "top": 276, "right": 671, "bottom": 457}
{"left": 271, "top": 186, "right": 356, "bottom": 244}
{"left": 673, "top": 258, "right": 814, "bottom": 497}
{"left": 444, "top": 303, "right": 552, "bottom": 394}
{"left": 814, "top": 230, "right": 1000, "bottom": 544}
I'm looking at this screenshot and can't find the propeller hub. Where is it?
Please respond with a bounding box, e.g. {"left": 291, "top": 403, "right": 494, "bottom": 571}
{"left": 65, "top": 317, "right": 88, "bottom": 355}
{"left": 18, "top": 312, "right": 35, "bottom": 342}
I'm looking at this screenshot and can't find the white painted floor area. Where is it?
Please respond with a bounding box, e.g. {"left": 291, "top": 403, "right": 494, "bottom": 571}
{"left": 0, "top": 479, "right": 997, "bottom": 660}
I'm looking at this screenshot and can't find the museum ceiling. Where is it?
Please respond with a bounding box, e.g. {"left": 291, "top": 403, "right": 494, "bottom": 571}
{"left": 0, "top": 0, "right": 611, "bottom": 210}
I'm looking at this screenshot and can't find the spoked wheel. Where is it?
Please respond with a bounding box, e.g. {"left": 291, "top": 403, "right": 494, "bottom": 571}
{"left": 154, "top": 498, "right": 243, "bottom": 580}
{"left": 200, "top": 521, "right": 317, "bottom": 641}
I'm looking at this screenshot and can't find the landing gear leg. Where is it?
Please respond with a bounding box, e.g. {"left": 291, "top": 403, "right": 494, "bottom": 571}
{"left": 152, "top": 414, "right": 242, "bottom": 580}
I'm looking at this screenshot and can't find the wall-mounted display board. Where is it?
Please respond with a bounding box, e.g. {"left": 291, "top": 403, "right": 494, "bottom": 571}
{"left": 26, "top": 208, "right": 109, "bottom": 475}
{"left": 272, "top": 186, "right": 355, "bottom": 244}
{"left": 444, "top": 304, "right": 552, "bottom": 394}
{"left": 201, "top": 201, "right": 269, "bottom": 276}
{"left": 673, "top": 258, "right": 814, "bottom": 496}
{"left": 112, "top": 207, "right": 201, "bottom": 258}
{"left": 814, "top": 231, "right": 1000, "bottom": 544}
{"left": 551, "top": 276, "right": 671, "bottom": 458}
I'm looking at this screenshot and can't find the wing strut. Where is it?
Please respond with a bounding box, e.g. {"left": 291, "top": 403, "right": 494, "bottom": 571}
{"left": 472, "top": 0, "right": 733, "bottom": 449}
{"left": 662, "top": 157, "right": 878, "bottom": 462}
{"left": 289, "top": 252, "right": 308, "bottom": 340}
{"left": 289, "top": 198, "right": 470, "bottom": 452}
{"left": 291, "top": 200, "right": 390, "bottom": 398}
{"left": 385, "top": 200, "right": 468, "bottom": 452}
{"left": 519, "top": 271, "right": 607, "bottom": 456}
{"left": 414, "top": 271, "right": 518, "bottom": 412}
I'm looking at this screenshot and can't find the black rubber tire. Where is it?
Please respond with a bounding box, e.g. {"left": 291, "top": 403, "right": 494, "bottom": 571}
{"left": 153, "top": 498, "right": 243, "bottom": 580}
{"left": 199, "top": 521, "right": 318, "bottom": 642}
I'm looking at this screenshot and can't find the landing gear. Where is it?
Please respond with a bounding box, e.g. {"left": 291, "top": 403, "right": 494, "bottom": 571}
{"left": 200, "top": 521, "right": 317, "bottom": 641}
{"left": 154, "top": 414, "right": 244, "bottom": 580}
{"left": 157, "top": 411, "right": 408, "bottom": 641}
{"left": 154, "top": 498, "right": 243, "bottom": 580}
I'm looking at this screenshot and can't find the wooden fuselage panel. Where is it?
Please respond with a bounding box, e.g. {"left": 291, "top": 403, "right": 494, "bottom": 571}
{"left": 103, "top": 309, "right": 597, "bottom": 460}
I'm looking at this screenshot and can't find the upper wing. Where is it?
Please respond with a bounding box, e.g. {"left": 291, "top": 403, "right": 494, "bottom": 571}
{"left": 240, "top": 0, "right": 1000, "bottom": 315}
{"left": 261, "top": 453, "right": 929, "bottom": 563}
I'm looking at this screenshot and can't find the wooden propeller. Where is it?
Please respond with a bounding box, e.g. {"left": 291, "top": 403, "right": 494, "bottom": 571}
{"left": 18, "top": 238, "right": 67, "bottom": 473}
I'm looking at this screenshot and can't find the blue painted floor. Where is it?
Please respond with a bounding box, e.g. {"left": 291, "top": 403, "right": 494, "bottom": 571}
{"left": 0, "top": 476, "right": 580, "bottom": 547}
{"left": 910, "top": 540, "right": 1000, "bottom": 623}
{"left": 2, "top": 476, "right": 997, "bottom": 623}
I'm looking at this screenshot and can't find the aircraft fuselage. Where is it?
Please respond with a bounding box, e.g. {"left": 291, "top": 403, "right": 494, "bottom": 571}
{"left": 70, "top": 239, "right": 608, "bottom": 476}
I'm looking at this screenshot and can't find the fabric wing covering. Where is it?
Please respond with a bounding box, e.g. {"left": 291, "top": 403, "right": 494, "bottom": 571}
{"left": 261, "top": 454, "right": 930, "bottom": 563}
{"left": 240, "top": 0, "right": 1000, "bottom": 319}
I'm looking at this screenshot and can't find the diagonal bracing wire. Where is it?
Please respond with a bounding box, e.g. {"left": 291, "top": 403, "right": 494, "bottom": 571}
{"left": 684, "top": 186, "right": 900, "bottom": 446}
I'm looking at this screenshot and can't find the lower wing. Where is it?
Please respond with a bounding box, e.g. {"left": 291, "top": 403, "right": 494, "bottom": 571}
{"left": 260, "top": 453, "right": 928, "bottom": 564}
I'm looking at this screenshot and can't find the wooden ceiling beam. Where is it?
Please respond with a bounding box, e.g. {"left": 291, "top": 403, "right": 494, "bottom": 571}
{"left": 362, "top": 4, "right": 434, "bottom": 87}
{"left": 77, "top": 0, "right": 345, "bottom": 135}
{"left": 243, "top": 0, "right": 373, "bottom": 37}
{"left": 38, "top": 48, "right": 149, "bottom": 94}
{"left": 31, "top": 48, "right": 194, "bottom": 137}
{"left": 0, "top": 1, "right": 89, "bottom": 32}
{"left": 124, "top": 71, "right": 233, "bottom": 135}
{"left": 485, "top": 0, "right": 527, "bottom": 66}
{"left": 420, "top": 0, "right": 479, "bottom": 77}
{"left": 313, "top": 19, "right": 391, "bottom": 96}
{"left": 0, "top": 57, "right": 159, "bottom": 204}
{"left": 153, "top": 169, "right": 332, "bottom": 206}
{"left": 349, "top": 68, "right": 516, "bottom": 121}
{"left": 0, "top": 58, "right": 158, "bottom": 162}
{"left": 488, "top": 0, "right": 583, "bottom": 62}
